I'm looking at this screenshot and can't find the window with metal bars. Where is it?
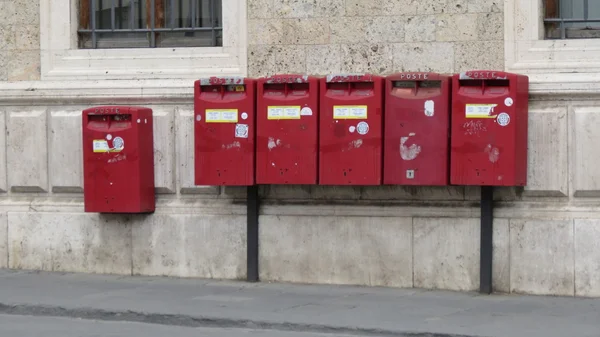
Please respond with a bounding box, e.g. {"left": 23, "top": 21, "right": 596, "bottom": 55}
{"left": 78, "top": 0, "right": 223, "bottom": 49}
{"left": 544, "top": 0, "right": 600, "bottom": 39}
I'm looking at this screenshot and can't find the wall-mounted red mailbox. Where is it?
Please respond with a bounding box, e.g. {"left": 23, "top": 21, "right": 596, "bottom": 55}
{"left": 194, "top": 76, "right": 256, "bottom": 186}
{"left": 450, "top": 70, "right": 529, "bottom": 186}
{"left": 384, "top": 72, "right": 451, "bottom": 186}
{"left": 82, "top": 106, "right": 155, "bottom": 213}
{"left": 256, "top": 74, "right": 319, "bottom": 184}
{"left": 319, "top": 74, "right": 383, "bottom": 185}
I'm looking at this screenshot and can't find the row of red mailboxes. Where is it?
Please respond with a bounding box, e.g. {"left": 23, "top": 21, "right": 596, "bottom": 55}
{"left": 195, "top": 71, "right": 529, "bottom": 187}
{"left": 80, "top": 70, "right": 528, "bottom": 213}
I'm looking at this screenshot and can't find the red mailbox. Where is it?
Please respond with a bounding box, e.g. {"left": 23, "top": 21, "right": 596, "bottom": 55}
{"left": 82, "top": 106, "right": 155, "bottom": 213}
{"left": 384, "top": 72, "right": 451, "bottom": 186}
{"left": 194, "top": 76, "right": 256, "bottom": 186}
{"left": 256, "top": 74, "right": 319, "bottom": 184}
{"left": 319, "top": 74, "right": 383, "bottom": 185}
{"left": 450, "top": 70, "right": 529, "bottom": 186}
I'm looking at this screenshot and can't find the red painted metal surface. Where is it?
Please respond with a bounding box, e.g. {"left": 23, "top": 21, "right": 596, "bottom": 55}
{"left": 194, "top": 76, "right": 256, "bottom": 186}
{"left": 319, "top": 74, "right": 384, "bottom": 185}
{"left": 384, "top": 72, "right": 451, "bottom": 186}
{"left": 450, "top": 70, "right": 529, "bottom": 186}
{"left": 82, "top": 106, "right": 155, "bottom": 213}
{"left": 256, "top": 74, "right": 319, "bottom": 184}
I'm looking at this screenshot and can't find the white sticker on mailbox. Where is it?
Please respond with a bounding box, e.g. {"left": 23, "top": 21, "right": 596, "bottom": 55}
{"left": 333, "top": 105, "right": 368, "bottom": 119}
{"left": 268, "top": 106, "right": 301, "bottom": 120}
{"left": 93, "top": 139, "right": 110, "bottom": 153}
{"left": 235, "top": 124, "right": 249, "bottom": 138}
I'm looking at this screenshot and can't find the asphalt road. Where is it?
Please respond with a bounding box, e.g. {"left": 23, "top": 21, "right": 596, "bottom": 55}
{"left": 0, "top": 314, "right": 363, "bottom": 337}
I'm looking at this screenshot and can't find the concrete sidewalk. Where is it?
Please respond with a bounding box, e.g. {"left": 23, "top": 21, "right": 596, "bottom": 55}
{"left": 0, "top": 269, "right": 598, "bottom": 337}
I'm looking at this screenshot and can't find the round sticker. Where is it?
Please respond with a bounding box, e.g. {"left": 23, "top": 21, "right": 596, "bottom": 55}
{"left": 196, "top": 115, "right": 202, "bottom": 121}
{"left": 357, "top": 122, "right": 369, "bottom": 135}
{"left": 301, "top": 107, "right": 313, "bottom": 116}
{"left": 349, "top": 126, "right": 356, "bottom": 133}
{"left": 241, "top": 112, "right": 248, "bottom": 120}
{"left": 504, "top": 97, "right": 513, "bottom": 107}
{"left": 113, "top": 137, "right": 125, "bottom": 150}
{"left": 137, "top": 119, "right": 141, "bottom": 123}
{"left": 106, "top": 134, "right": 113, "bottom": 141}
{"left": 497, "top": 113, "right": 510, "bottom": 127}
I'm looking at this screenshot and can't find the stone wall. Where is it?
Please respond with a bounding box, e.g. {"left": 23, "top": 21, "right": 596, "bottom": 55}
{"left": 0, "top": 0, "right": 599, "bottom": 299}
{"left": 0, "top": 0, "right": 41, "bottom": 80}
{"left": 247, "top": 0, "right": 503, "bottom": 77}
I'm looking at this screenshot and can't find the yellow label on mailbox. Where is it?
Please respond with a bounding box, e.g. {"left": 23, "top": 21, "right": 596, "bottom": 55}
{"left": 205, "top": 109, "right": 238, "bottom": 123}
{"left": 333, "top": 105, "right": 368, "bottom": 119}
{"left": 267, "top": 106, "right": 301, "bottom": 120}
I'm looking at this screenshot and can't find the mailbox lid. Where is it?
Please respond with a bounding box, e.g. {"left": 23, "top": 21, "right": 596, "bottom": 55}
{"left": 82, "top": 106, "right": 155, "bottom": 213}
{"left": 256, "top": 74, "right": 319, "bottom": 185}
{"left": 194, "top": 76, "right": 256, "bottom": 186}
{"left": 319, "top": 74, "right": 384, "bottom": 185}
{"left": 383, "top": 72, "right": 451, "bottom": 185}
{"left": 450, "top": 70, "right": 528, "bottom": 186}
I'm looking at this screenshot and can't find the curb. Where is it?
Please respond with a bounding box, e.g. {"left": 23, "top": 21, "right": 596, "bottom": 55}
{"left": 0, "top": 303, "right": 481, "bottom": 337}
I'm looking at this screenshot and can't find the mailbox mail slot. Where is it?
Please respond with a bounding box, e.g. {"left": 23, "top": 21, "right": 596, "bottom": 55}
{"left": 319, "top": 74, "right": 384, "bottom": 185}
{"left": 256, "top": 74, "right": 319, "bottom": 184}
{"left": 450, "top": 70, "right": 529, "bottom": 186}
{"left": 82, "top": 106, "right": 155, "bottom": 213}
{"left": 194, "top": 76, "right": 256, "bottom": 186}
{"left": 384, "top": 72, "right": 451, "bottom": 186}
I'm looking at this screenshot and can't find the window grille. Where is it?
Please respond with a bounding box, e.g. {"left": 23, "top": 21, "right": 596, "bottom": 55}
{"left": 78, "top": 0, "right": 223, "bottom": 49}
{"left": 544, "top": 0, "right": 600, "bottom": 39}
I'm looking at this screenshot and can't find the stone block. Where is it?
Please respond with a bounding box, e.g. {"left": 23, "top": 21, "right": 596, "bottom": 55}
{"left": 49, "top": 107, "right": 83, "bottom": 193}
{"left": 417, "top": 0, "right": 447, "bottom": 14}
{"left": 248, "top": 45, "right": 277, "bottom": 77}
{"left": 260, "top": 215, "right": 413, "bottom": 287}
{"left": 340, "top": 43, "right": 393, "bottom": 74}
{"left": 405, "top": 15, "right": 437, "bottom": 42}
{"left": 468, "top": 0, "right": 502, "bottom": 13}
{"left": 306, "top": 45, "right": 342, "bottom": 75}
{"left": 436, "top": 14, "right": 479, "bottom": 41}
{"left": 175, "top": 106, "right": 220, "bottom": 195}
{"left": 493, "top": 219, "right": 510, "bottom": 293}
{"left": 13, "top": 0, "right": 40, "bottom": 26}
{"left": 0, "top": 25, "right": 16, "bottom": 50}
{"left": 573, "top": 106, "right": 600, "bottom": 197}
{"left": 7, "top": 50, "right": 40, "bottom": 81}
{"left": 383, "top": 0, "right": 418, "bottom": 15}
{"left": 524, "top": 105, "right": 568, "bottom": 197}
{"left": 310, "top": 186, "right": 361, "bottom": 200}
{"left": 360, "top": 186, "right": 465, "bottom": 201}
{"left": 273, "top": 0, "right": 315, "bottom": 18}
{"left": 15, "top": 25, "right": 39, "bottom": 50}
{"left": 272, "top": 45, "right": 307, "bottom": 73}
{"left": 575, "top": 219, "right": 600, "bottom": 297}
{"left": 7, "top": 107, "right": 47, "bottom": 192}
{"left": 365, "top": 17, "right": 405, "bottom": 43}
{"left": 151, "top": 106, "right": 176, "bottom": 194}
{"left": 454, "top": 40, "right": 504, "bottom": 72}
{"left": 345, "top": 0, "right": 385, "bottom": 16}
{"left": 248, "top": 19, "right": 285, "bottom": 45}
{"left": 260, "top": 185, "right": 312, "bottom": 200}
{"left": 510, "top": 219, "right": 575, "bottom": 296}
{"left": 330, "top": 17, "right": 368, "bottom": 44}
{"left": 8, "top": 212, "right": 133, "bottom": 275}
{"left": 477, "top": 12, "right": 504, "bottom": 40}
{"left": 283, "top": 18, "right": 330, "bottom": 45}
{"left": 132, "top": 214, "right": 246, "bottom": 279}
{"left": 413, "top": 218, "right": 479, "bottom": 291}
{"left": 446, "top": 0, "right": 469, "bottom": 14}
{"left": 393, "top": 42, "right": 455, "bottom": 73}
{"left": 0, "top": 111, "right": 7, "bottom": 192}
{"left": 0, "top": 213, "right": 6, "bottom": 268}
{"left": 248, "top": 0, "right": 275, "bottom": 18}
{"left": 315, "top": 0, "right": 346, "bottom": 17}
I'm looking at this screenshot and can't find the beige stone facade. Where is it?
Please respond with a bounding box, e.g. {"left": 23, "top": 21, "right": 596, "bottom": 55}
{"left": 247, "top": 0, "right": 503, "bottom": 76}
{"left": 0, "top": 0, "right": 599, "bottom": 298}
